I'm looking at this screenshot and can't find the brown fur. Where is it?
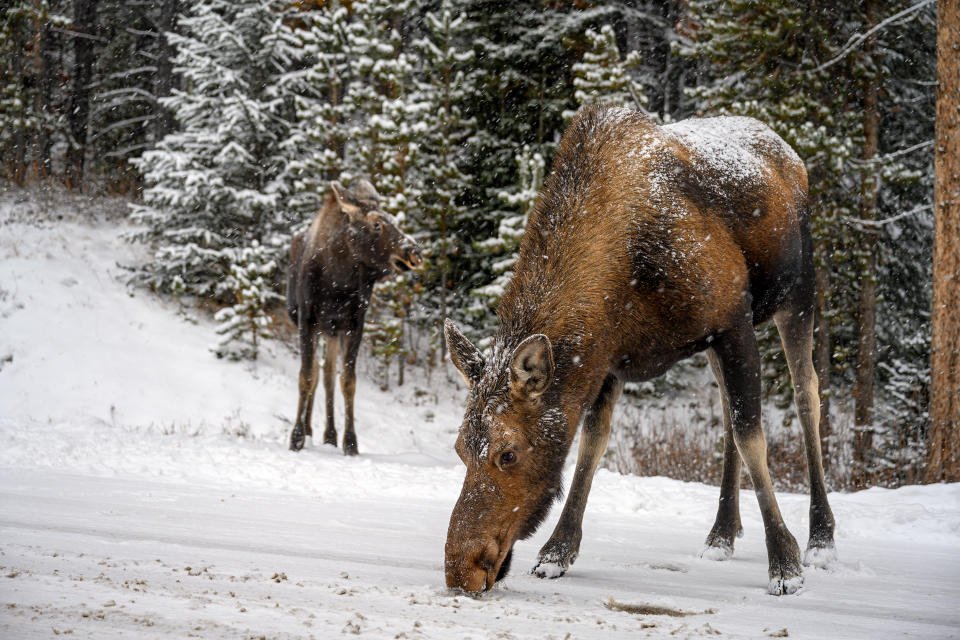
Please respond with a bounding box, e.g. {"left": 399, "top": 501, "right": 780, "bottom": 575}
{"left": 287, "top": 180, "right": 422, "bottom": 454}
{"left": 444, "top": 106, "right": 834, "bottom": 595}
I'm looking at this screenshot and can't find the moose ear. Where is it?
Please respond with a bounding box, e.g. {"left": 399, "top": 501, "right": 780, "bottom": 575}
{"left": 355, "top": 179, "right": 380, "bottom": 204}
{"left": 330, "top": 181, "right": 362, "bottom": 221}
{"left": 510, "top": 334, "right": 554, "bottom": 398}
{"left": 444, "top": 318, "right": 485, "bottom": 388}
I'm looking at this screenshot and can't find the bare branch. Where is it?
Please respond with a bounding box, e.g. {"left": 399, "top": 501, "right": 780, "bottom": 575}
{"left": 850, "top": 140, "right": 934, "bottom": 165}
{"left": 844, "top": 204, "right": 933, "bottom": 229}
{"left": 812, "top": 0, "right": 936, "bottom": 73}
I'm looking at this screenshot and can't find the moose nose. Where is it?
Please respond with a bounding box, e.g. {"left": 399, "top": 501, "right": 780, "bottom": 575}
{"left": 445, "top": 538, "right": 500, "bottom": 593}
{"left": 407, "top": 246, "right": 423, "bottom": 268}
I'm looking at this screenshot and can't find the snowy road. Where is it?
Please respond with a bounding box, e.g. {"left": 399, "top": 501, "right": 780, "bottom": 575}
{"left": 2, "top": 435, "right": 960, "bottom": 639}
{"left": 2, "top": 193, "right": 960, "bottom": 638}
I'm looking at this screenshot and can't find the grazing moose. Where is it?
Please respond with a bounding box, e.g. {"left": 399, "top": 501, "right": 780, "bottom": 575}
{"left": 287, "top": 180, "right": 422, "bottom": 455}
{"left": 443, "top": 105, "right": 836, "bottom": 595}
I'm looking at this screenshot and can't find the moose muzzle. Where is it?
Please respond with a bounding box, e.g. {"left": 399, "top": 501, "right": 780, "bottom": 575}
{"left": 392, "top": 240, "right": 423, "bottom": 274}
{"left": 444, "top": 535, "right": 515, "bottom": 592}
{"left": 444, "top": 478, "right": 519, "bottom": 592}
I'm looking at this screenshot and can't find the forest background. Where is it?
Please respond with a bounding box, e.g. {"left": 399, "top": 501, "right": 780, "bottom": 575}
{"left": 0, "top": 0, "right": 947, "bottom": 489}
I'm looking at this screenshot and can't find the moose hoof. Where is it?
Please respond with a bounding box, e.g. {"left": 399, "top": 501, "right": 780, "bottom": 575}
{"left": 699, "top": 543, "right": 733, "bottom": 561}
{"left": 343, "top": 437, "right": 359, "bottom": 456}
{"left": 701, "top": 523, "right": 741, "bottom": 560}
{"left": 768, "top": 572, "right": 804, "bottom": 596}
{"left": 803, "top": 542, "right": 838, "bottom": 569}
{"left": 768, "top": 540, "right": 804, "bottom": 595}
{"left": 289, "top": 429, "right": 305, "bottom": 451}
{"left": 533, "top": 541, "right": 578, "bottom": 579}
{"left": 532, "top": 560, "right": 568, "bottom": 579}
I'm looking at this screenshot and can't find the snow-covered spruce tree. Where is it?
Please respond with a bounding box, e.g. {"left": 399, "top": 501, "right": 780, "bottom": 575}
{"left": 856, "top": 0, "right": 936, "bottom": 485}
{"left": 563, "top": 24, "right": 647, "bottom": 121}
{"left": 450, "top": 0, "right": 578, "bottom": 339}
{"left": 410, "top": 0, "right": 476, "bottom": 359}
{"left": 338, "top": 0, "right": 424, "bottom": 384}
{"left": 130, "top": 0, "right": 300, "bottom": 304}
{"left": 682, "top": 0, "right": 861, "bottom": 438}
{"left": 469, "top": 145, "right": 544, "bottom": 337}
{"left": 683, "top": 0, "right": 936, "bottom": 487}
{"left": 88, "top": 0, "right": 180, "bottom": 186}
{"left": 0, "top": 1, "right": 43, "bottom": 181}
{"left": 279, "top": 3, "right": 355, "bottom": 220}
{"left": 212, "top": 242, "right": 282, "bottom": 360}
{"left": 0, "top": 0, "right": 69, "bottom": 182}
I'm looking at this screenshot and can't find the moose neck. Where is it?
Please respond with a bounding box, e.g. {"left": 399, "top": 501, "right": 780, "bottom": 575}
{"left": 312, "top": 221, "right": 382, "bottom": 290}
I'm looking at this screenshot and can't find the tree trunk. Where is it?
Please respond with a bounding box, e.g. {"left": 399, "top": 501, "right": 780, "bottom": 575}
{"left": 153, "top": 0, "right": 178, "bottom": 141}
{"left": 926, "top": 0, "right": 960, "bottom": 483}
{"left": 852, "top": 0, "right": 879, "bottom": 488}
{"left": 31, "top": 0, "right": 55, "bottom": 179}
{"left": 814, "top": 259, "right": 832, "bottom": 466}
{"left": 65, "top": 0, "right": 98, "bottom": 190}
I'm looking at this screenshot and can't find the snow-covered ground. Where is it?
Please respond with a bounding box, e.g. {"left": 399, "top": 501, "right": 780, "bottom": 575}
{"left": 2, "top": 188, "right": 959, "bottom": 639}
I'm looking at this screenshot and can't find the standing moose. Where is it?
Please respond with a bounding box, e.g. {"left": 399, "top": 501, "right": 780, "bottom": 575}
{"left": 287, "top": 180, "right": 422, "bottom": 455}
{"left": 443, "top": 105, "right": 836, "bottom": 595}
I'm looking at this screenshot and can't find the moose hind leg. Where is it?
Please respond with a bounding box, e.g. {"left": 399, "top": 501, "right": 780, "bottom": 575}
{"left": 534, "top": 375, "right": 623, "bottom": 579}
{"left": 340, "top": 329, "right": 363, "bottom": 456}
{"left": 701, "top": 349, "right": 744, "bottom": 561}
{"left": 291, "top": 324, "right": 319, "bottom": 451}
{"left": 774, "top": 308, "right": 837, "bottom": 567}
{"left": 714, "top": 317, "right": 803, "bottom": 595}
{"left": 322, "top": 335, "right": 341, "bottom": 446}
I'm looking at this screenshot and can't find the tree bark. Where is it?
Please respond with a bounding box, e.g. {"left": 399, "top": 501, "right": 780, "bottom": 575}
{"left": 30, "top": 0, "right": 56, "bottom": 179}
{"left": 853, "top": 0, "right": 879, "bottom": 488}
{"left": 65, "top": 0, "right": 98, "bottom": 190}
{"left": 153, "top": 0, "right": 178, "bottom": 141}
{"left": 814, "top": 258, "right": 832, "bottom": 466}
{"left": 926, "top": 0, "right": 960, "bottom": 483}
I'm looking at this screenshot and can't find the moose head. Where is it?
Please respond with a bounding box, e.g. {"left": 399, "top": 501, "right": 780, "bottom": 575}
{"left": 442, "top": 319, "right": 571, "bottom": 592}
{"left": 330, "top": 180, "right": 422, "bottom": 277}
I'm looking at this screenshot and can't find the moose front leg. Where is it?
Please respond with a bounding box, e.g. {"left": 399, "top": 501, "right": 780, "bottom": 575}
{"left": 701, "top": 349, "right": 744, "bottom": 560}
{"left": 714, "top": 316, "right": 803, "bottom": 595}
{"left": 340, "top": 327, "right": 363, "bottom": 456}
{"left": 533, "top": 375, "right": 623, "bottom": 579}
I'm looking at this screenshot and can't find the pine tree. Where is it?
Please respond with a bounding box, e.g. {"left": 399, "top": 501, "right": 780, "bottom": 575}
{"left": 564, "top": 24, "right": 647, "bottom": 120}
{"left": 213, "top": 242, "right": 282, "bottom": 360}
{"left": 339, "top": 0, "right": 424, "bottom": 383}
{"left": 0, "top": 1, "right": 69, "bottom": 182}
{"left": 469, "top": 145, "right": 544, "bottom": 336}
{"left": 683, "top": 0, "right": 936, "bottom": 486}
{"left": 130, "top": 0, "right": 300, "bottom": 300}
{"left": 280, "top": 3, "right": 354, "bottom": 219}
{"left": 410, "top": 0, "right": 476, "bottom": 358}
{"left": 86, "top": 0, "right": 180, "bottom": 187}
{"left": 683, "top": 0, "right": 859, "bottom": 443}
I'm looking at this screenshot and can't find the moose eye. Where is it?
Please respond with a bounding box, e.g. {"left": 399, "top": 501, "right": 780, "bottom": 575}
{"left": 499, "top": 451, "right": 516, "bottom": 467}
{"left": 373, "top": 221, "right": 382, "bottom": 232}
